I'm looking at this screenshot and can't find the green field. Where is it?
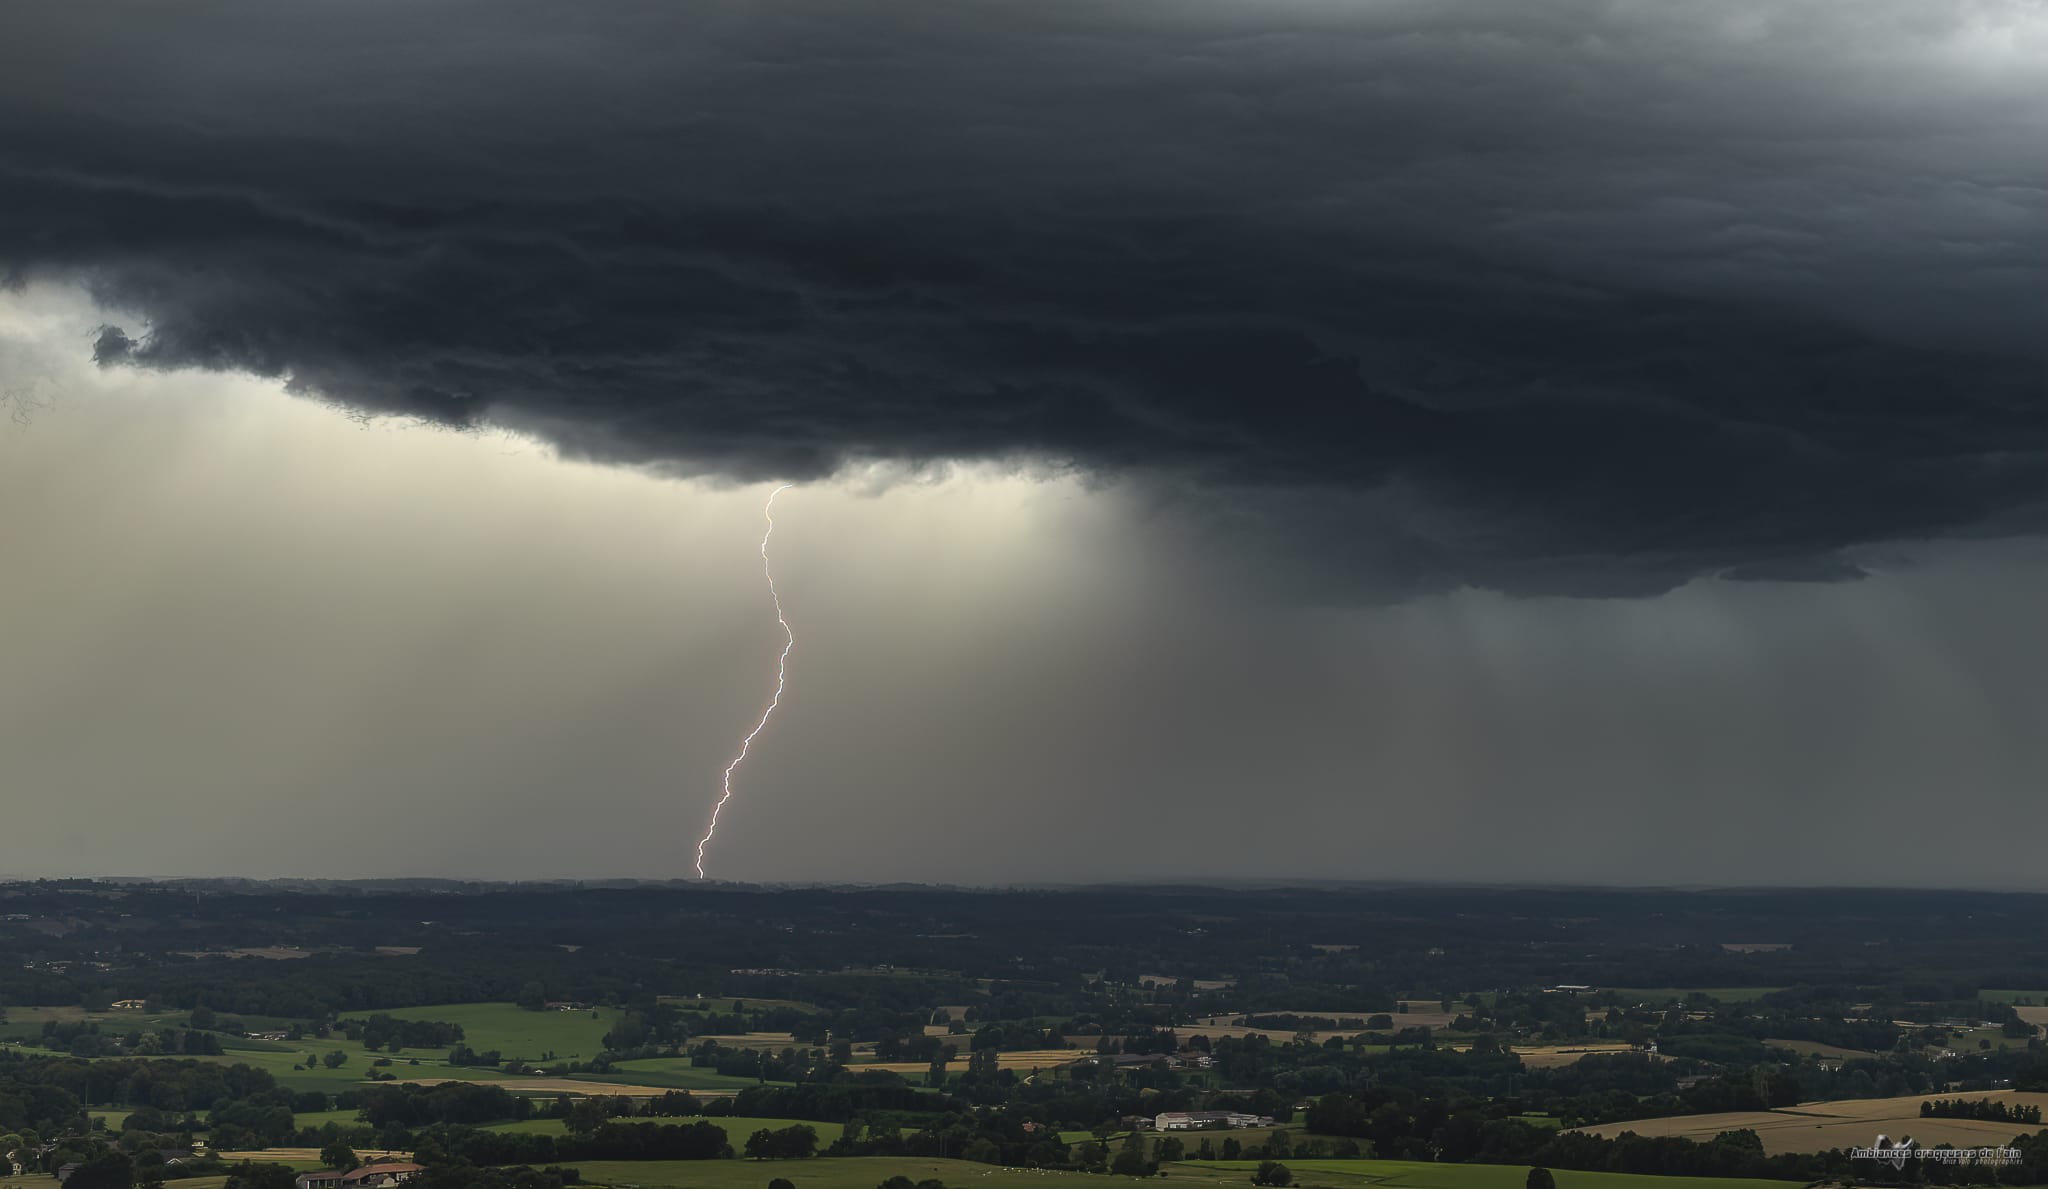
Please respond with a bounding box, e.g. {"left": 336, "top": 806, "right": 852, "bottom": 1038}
{"left": 1604, "top": 988, "right": 1783, "bottom": 1005}
{"left": 0, "top": 1005, "right": 192, "bottom": 1042}
{"left": 554, "top": 1157, "right": 1799, "bottom": 1189}
{"left": 294, "top": 1108, "right": 369, "bottom": 1128}
{"left": 485, "top": 1116, "right": 846, "bottom": 1144}
{"left": 1979, "top": 989, "right": 2048, "bottom": 1005}
{"left": 659, "top": 997, "right": 823, "bottom": 1016}
{"left": 198, "top": 1043, "right": 513, "bottom": 1094}
{"left": 332, "top": 1003, "right": 623, "bottom": 1061}
{"left": 0, "top": 1002, "right": 603, "bottom": 1094}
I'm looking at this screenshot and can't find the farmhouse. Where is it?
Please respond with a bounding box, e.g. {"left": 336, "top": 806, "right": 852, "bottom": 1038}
{"left": 298, "top": 1164, "right": 425, "bottom": 1189}
{"left": 1153, "top": 1110, "right": 1274, "bottom": 1131}
{"left": 111, "top": 999, "right": 147, "bottom": 1010}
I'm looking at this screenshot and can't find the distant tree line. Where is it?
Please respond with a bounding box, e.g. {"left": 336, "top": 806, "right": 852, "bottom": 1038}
{"left": 1923, "top": 1097, "right": 2044, "bottom": 1124}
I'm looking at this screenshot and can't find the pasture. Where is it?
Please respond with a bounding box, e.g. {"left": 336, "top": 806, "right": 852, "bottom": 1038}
{"left": 293, "top": 1108, "right": 368, "bottom": 1128}
{"left": 354, "top": 1002, "right": 625, "bottom": 1060}
{"left": 1604, "top": 988, "right": 1783, "bottom": 1005}
{"left": 1571, "top": 1090, "right": 2048, "bottom": 1155}
{"left": 1977, "top": 989, "right": 2048, "bottom": 1005}
{"left": 203, "top": 1043, "right": 511, "bottom": 1093}
{"left": 0, "top": 1004, "right": 191, "bottom": 1041}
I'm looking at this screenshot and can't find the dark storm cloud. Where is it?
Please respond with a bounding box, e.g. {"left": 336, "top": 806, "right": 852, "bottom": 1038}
{"left": 3, "top": 0, "right": 2043, "bottom": 594}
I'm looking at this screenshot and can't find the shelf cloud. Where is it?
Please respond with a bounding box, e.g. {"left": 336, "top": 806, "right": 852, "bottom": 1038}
{"left": 3, "top": 0, "right": 2043, "bottom": 596}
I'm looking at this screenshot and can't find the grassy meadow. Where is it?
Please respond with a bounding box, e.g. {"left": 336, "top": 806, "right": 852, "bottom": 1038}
{"left": 359, "top": 1003, "right": 625, "bottom": 1061}
{"left": 1602, "top": 988, "right": 1784, "bottom": 1004}
{"left": 0, "top": 1001, "right": 639, "bottom": 1095}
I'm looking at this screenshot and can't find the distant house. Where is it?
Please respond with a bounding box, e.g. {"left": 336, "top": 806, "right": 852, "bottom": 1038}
{"left": 111, "top": 999, "right": 147, "bottom": 1010}
{"left": 1153, "top": 1111, "right": 1273, "bottom": 1131}
{"left": 542, "top": 1001, "right": 585, "bottom": 1012}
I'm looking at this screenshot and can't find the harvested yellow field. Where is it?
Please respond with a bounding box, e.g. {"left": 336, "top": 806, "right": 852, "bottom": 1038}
{"left": 1506, "top": 1044, "right": 1641, "bottom": 1068}
{"left": 2016, "top": 1006, "right": 2048, "bottom": 1028}
{"left": 212, "top": 1149, "right": 407, "bottom": 1164}
{"left": 1573, "top": 1091, "right": 2048, "bottom": 1155}
{"left": 693, "top": 1032, "right": 798, "bottom": 1048}
{"left": 1763, "top": 1038, "right": 1877, "bottom": 1061}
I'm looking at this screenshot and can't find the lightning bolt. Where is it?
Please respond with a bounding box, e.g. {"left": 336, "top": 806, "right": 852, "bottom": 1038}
{"left": 695, "top": 483, "right": 796, "bottom": 880}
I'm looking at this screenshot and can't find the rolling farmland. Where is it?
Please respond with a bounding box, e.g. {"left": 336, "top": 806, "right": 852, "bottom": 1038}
{"left": 1572, "top": 1090, "right": 2048, "bottom": 1155}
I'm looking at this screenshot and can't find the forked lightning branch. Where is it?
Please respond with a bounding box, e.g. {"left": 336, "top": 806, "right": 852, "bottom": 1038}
{"left": 694, "top": 484, "right": 797, "bottom": 879}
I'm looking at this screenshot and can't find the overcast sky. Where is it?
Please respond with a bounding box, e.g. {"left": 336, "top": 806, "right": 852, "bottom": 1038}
{"left": 1, "top": 0, "right": 2043, "bottom": 885}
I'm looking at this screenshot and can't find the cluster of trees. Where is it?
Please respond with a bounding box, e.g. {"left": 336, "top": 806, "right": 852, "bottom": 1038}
{"left": 32, "top": 1023, "right": 224, "bottom": 1060}
{"left": 688, "top": 1041, "right": 834, "bottom": 1083}
{"left": 1922, "top": 1097, "right": 2044, "bottom": 1123}
{"left": 354, "top": 1083, "right": 533, "bottom": 1129}
{"left": 741, "top": 1124, "right": 820, "bottom": 1159}
{"left": 0, "top": 1052, "right": 307, "bottom": 1136}
{"left": 338, "top": 1016, "right": 464, "bottom": 1052}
